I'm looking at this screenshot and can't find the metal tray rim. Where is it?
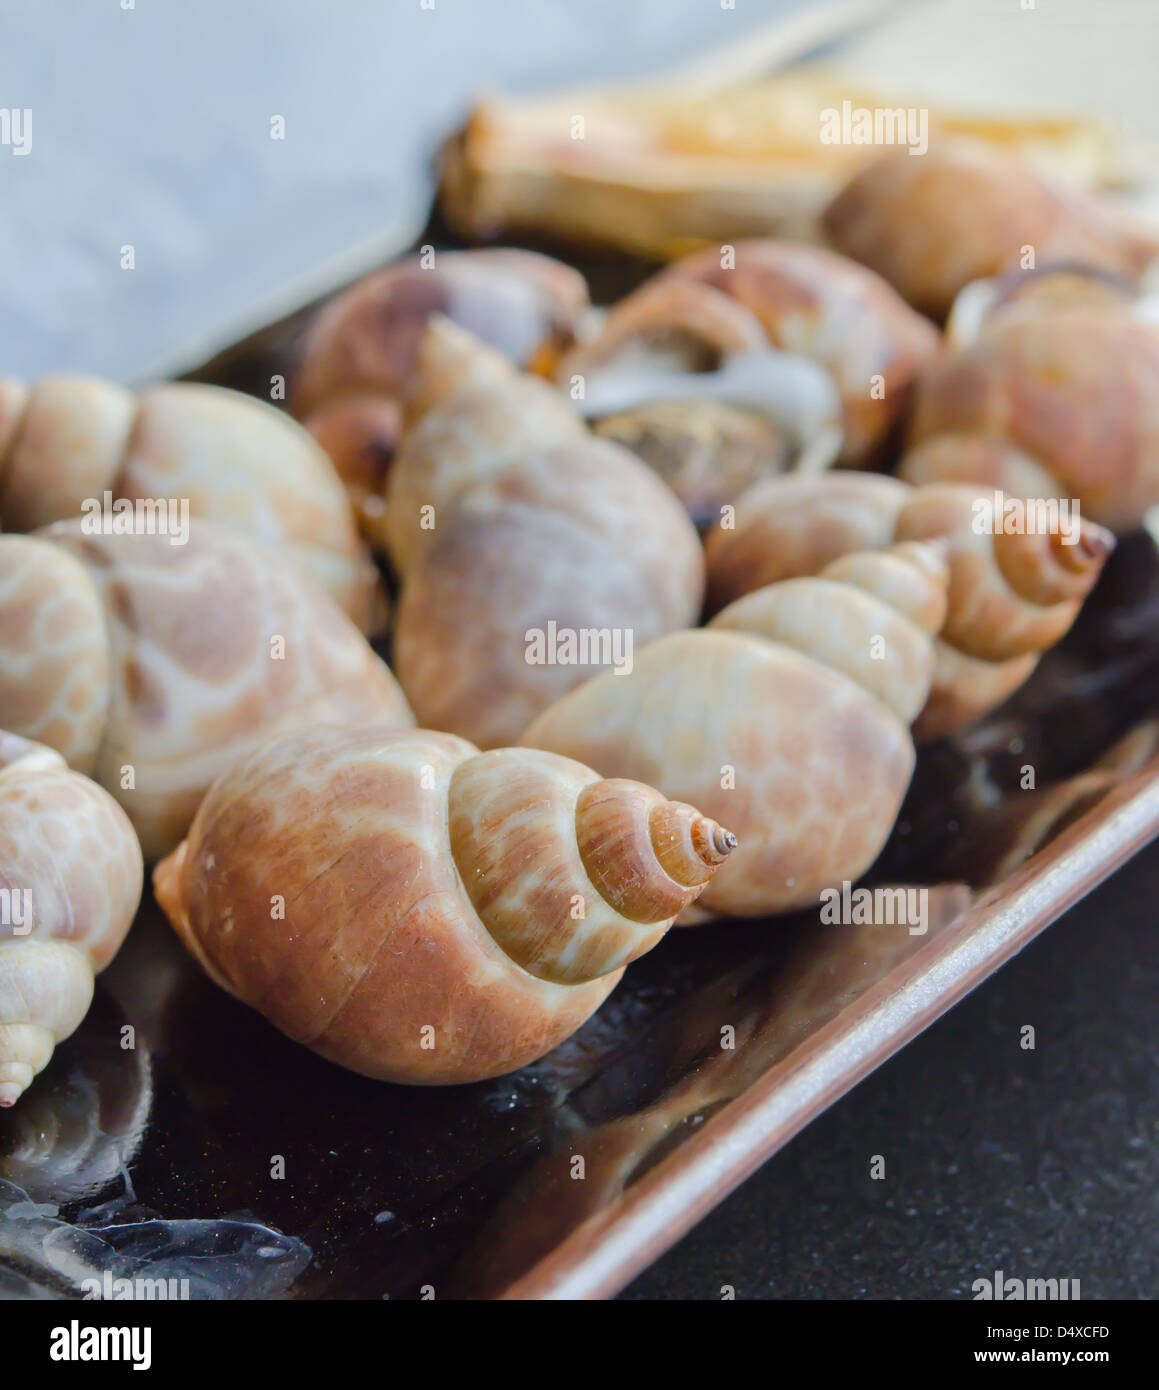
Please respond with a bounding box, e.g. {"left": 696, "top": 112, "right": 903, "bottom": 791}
{"left": 500, "top": 755, "right": 1159, "bottom": 1299}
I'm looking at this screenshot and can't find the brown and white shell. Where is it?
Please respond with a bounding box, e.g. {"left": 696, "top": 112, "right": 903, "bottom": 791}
{"left": 382, "top": 316, "right": 590, "bottom": 575}
{"left": 153, "top": 726, "right": 734, "bottom": 1084}
{"left": 702, "top": 473, "right": 1114, "bottom": 740}
{"left": 522, "top": 543, "right": 949, "bottom": 918}
{"left": 386, "top": 320, "right": 705, "bottom": 746}
{"left": 823, "top": 141, "right": 1158, "bottom": 321}
{"left": 0, "top": 521, "right": 414, "bottom": 859}
{"left": 650, "top": 240, "right": 940, "bottom": 466}
{"left": 293, "top": 247, "right": 590, "bottom": 419}
{"left": 393, "top": 436, "right": 705, "bottom": 749}
{"left": 0, "top": 733, "right": 143, "bottom": 1107}
{"left": 0, "top": 377, "right": 384, "bottom": 633}
{"left": 903, "top": 302, "right": 1159, "bottom": 534}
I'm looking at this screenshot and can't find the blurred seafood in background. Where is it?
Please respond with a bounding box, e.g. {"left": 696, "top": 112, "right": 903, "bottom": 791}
{"left": 556, "top": 241, "right": 935, "bottom": 523}
{"left": 823, "top": 141, "right": 1158, "bottom": 320}
{"left": 292, "top": 249, "right": 590, "bottom": 535}
{"left": 943, "top": 262, "right": 1157, "bottom": 348}
{"left": 439, "top": 68, "right": 1115, "bottom": 259}
{"left": 649, "top": 240, "right": 937, "bottom": 466}
{"left": 902, "top": 279, "right": 1159, "bottom": 535}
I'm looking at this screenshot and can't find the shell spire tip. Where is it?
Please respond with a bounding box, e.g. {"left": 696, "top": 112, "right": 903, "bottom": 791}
{"left": 705, "top": 820, "right": 738, "bottom": 864}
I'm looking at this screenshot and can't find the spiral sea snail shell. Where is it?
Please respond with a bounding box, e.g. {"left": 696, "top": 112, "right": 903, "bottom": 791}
{"left": 522, "top": 541, "right": 949, "bottom": 918}
{"left": 643, "top": 240, "right": 939, "bottom": 468}
{"left": 153, "top": 726, "right": 735, "bottom": 1084}
{"left": 552, "top": 240, "right": 939, "bottom": 518}
{"left": 294, "top": 247, "right": 589, "bottom": 417}
{"left": 0, "top": 732, "right": 143, "bottom": 1108}
{"left": 381, "top": 315, "right": 589, "bottom": 574}
{"left": 823, "top": 140, "right": 1158, "bottom": 321}
{"left": 0, "top": 376, "right": 383, "bottom": 633}
{"left": 551, "top": 275, "right": 830, "bottom": 524}
{"left": 901, "top": 298, "right": 1159, "bottom": 535}
{"left": 702, "top": 472, "right": 1114, "bottom": 740}
{"left": 293, "top": 248, "right": 589, "bottom": 527}
{"left": 0, "top": 520, "right": 413, "bottom": 859}
{"left": 384, "top": 319, "right": 705, "bottom": 748}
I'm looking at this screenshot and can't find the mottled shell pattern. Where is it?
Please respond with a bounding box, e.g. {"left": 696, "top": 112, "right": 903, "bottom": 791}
{"left": 0, "top": 376, "right": 383, "bottom": 633}
{"left": 522, "top": 541, "right": 949, "bottom": 918}
{"left": 382, "top": 317, "right": 588, "bottom": 573}
{"left": 0, "top": 732, "right": 143, "bottom": 1107}
{"left": 0, "top": 521, "right": 414, "bottom": 860}
{"left": 702, "top": 472, "right": 1114, "bottom": 741}
{"left": 153, "top": 726, "right": 734, "bottom": 1085}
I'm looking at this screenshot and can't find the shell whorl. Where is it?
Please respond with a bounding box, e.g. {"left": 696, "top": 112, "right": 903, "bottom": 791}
{"left": 702, "top": 473, "right": 1115, "bottom": 737}
{"left": 1, "top": 521, "right": 414, "bottom": 860}
{"left": 384, "top": 317, "right": 587, "bottom": 574}
{"left": 704, "top": 471, "right": 911, "bottom": 614}
{"left": 153, "top": 727, "right": 730, "bottom": 1084}
{"left": 645, "top": 795, "right": 737, "bottom": 882}
{"left": 0, "top": 943, "right": 95, "bottom": 1107}
{"left": 0, "top": 375, "right": 382, "bottom": 632}
{"left": 0, "top": 535, "right": 111, "bottom": 776}
{"left": 821, "top": 540, "right": 949, "bottom": 635}
{"left": 0, "top": 733, "right": 143, "bottom": 1106}
{"left": 993, "top": 519, "right": 1115, "bottom": 607}
{"left": 709, "top": 541, "right": 948, "bottom": 725}
{"left": 574, "top": 780, "right": 735, "bottom": 910}
{"left": 895, "top": 483, "right": 1114, "bottom": 662}
{"left": 446, "top": 750, "right": 733, "bottom": 986}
